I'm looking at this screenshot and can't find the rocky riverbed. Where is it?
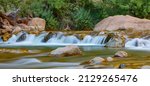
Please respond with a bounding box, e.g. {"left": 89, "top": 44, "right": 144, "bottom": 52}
{"left": 0, "top": 46, "right": 149, "bottom": 69}
{"left": 0, "top": 13, "right": 149, "bottom": 69}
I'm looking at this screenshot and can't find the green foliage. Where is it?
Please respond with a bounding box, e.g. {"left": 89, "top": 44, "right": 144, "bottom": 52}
{"left": 1, "top": 0, "right": 150, "bottom": 30}
{"left": 0, "top": 0, "right": 21, "bottom": 12}
{"left": 72, "top": 8, "right": 93, "bottom": 30}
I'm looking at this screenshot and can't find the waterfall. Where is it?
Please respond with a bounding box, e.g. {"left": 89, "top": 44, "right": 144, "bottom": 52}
{"left": 125, "top": 38, "right": 150, "bottom": 48}
{"left": 33, "top": 32, "right": 48, "bottom": 43}
{"left": 0, "top": 32, "right": 111, "bottom": 46}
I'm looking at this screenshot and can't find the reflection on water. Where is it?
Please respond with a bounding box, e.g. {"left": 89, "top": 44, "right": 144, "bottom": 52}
{"left": 0, "top": 46, "right": 149, "bottom": 69}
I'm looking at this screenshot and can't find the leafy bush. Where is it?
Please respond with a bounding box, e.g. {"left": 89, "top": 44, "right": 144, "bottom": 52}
{"left": 72, "top": 8, "right": 93, "bottom": 30}
{"left": 1, "top": 0, "right": 150, "bottom": 30}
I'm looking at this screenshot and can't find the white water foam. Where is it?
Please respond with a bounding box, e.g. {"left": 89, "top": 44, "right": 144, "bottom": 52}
{"left": 125, "top": 38, "right": 150, "bottom": 51}
{"left": 0, "top": 32, "right": 107, "bottom": 46}
{"left": 0, "top": 32, "right": 149, "bottom": 51}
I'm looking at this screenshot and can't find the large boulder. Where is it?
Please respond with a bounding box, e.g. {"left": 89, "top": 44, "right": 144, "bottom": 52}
{"left": 50, "top": 45, "right": 82, "bottom": 57}
{"left": 94, "top": 15, "right": 150, "bottom": 31}
{"left": 105, "top": 32, "right": 126, "bottom": 48}
{"left": 28, "top": 18, "right": 46, "bottom": 31}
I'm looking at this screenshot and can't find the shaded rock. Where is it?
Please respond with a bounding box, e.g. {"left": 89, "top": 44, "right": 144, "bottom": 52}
{"left": 118, "top": 64, "right": 126, "bottom": 69}
{"left": 94, "top": 15, "right": 150, "bottom": 31}
{"left": 141, "top": 65, "right": 150, "bottom": 69}
{"left": 6, "top": 8, "right": 20, "bottom": 24}
{"left": 106, "top": 57, "right": 114, "bottom": 62}
{"left": 89, "top": 57, "right": 105, "bottom": 65}
{"left": 42, "top": 32, "right": 53, "bottom": 42}
{"left": 143, "top": 35, "right": 150, "bottom": 40}
{"left": 17, "top": 17, "right": 31, "bottom": 25}
{"left": 64, "top": 25, "right": 71, "bottom": 31}
{"left": 28, "top": 18, "right": 46, "bottom": 31}
{"left": 114, "top": 51, "right": 128, "bottom": 58}
{"left": 16, "top": 32, "right": 27, "bottom": 42}
{"left": 50, "top": 45, "right": 82, "bottom": 57}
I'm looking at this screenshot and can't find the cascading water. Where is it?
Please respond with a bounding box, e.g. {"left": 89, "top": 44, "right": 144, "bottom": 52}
{"left": 1, "top": 31, "right": 149, "bottom": 50}
{"left": 0, "top": 32, "right": 108, "bottom": 46}
{"left": 125, "top": 38, "right": 150, "bottom": 50}
{"left": 125, "top": 38, "right": 150, "bottom": 48}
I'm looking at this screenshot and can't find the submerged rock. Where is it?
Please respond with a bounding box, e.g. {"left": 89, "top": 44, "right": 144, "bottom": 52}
{"left": 89, "top": 57, "right": 105, "bottom": 65}
{"left": 106, "top": 57, "right": 114, "bottom": 62}
{"left": 10, "top": 58, "right": 41, "bottom": 65}
{"left": 50, "top": 45, "right": 82, "bottom": 57}
{"left": 0, "top": 48, "right": 39, "bottom": 53}
{"left": 114, "top": 51, "right": 128, "bottom": 58}
{"left": 118, "top": 64, "right": 126, "bottom": 69}
{"left": 141, "top": 65, "right": 150, "bottom": 69}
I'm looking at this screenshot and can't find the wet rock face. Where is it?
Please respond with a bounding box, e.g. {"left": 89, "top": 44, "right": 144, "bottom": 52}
{"left": 114, "top": 51, "right": 128, "bottom": 58}
{"left": 105, "top": 32, "right": 126, "bottom": 48}
{"left": 118, "top": 64, "right": 126, "bottom": 69}
{"left": 50, "top": 45, "right": 82, "bottom": 57}
{"left": 16, "top": 32, "right": 27, "bottom": 42}
{"left": 42, "top": 32, "right": 53, "bottom": 42}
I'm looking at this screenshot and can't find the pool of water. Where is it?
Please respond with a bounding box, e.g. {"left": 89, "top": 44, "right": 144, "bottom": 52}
{"left": 0, "top": 46, "right": 149, "bottom": 69}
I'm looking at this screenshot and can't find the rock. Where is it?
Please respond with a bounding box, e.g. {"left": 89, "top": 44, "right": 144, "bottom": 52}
{"left": 50, "top": 45, "right": 82, "bottom": 57}
{"left": 12, "top": 26, "right": 22, "bottom": 34}
{"left": 42, "top": 32, "right": 53, "bottom": 42}
{"left": 28, "top": 18, "right": 46, "bottom": 31}
{"left": 105, "top": 32, "right": 126, "bottom": 48}
{"left": 143, "top": 35, "right": 150, "bottom": 40}
{"left": 106, "top": 57, "right": 113, "bottom": 62}
{"left": 118, "top": 64, "right": 126, "bottom": 69}
{"left": 94, "top": 15, "right": 150, "bottom": 31}
{"left": 89, "top": 57, "right": 105, "bottom": 65}
{"left": 18, "top": 24, "right": 30, "bottom": 30}
{"left": 114, "top": 51, "right": 128, "bottom": 58}
{"left": 1, "top": 32, "right": 11, "bottom": 41}
{"left": 141, "top": 65, "right": 150, "bottom": 69}
{"left": 99, "top": 31, "right": 105, "bottom": 35}
{"left": 0, "top": 48, "right": 28, "bottom": 53}
{"left": 16, "top": 32, "right": 27, "bottom": 42}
